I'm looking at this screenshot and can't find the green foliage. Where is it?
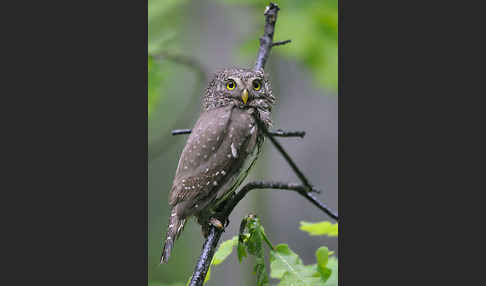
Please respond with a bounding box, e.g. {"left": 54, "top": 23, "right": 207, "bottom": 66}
{"left": 214, "top": 0, "right": 338, "bottom": 91}
{"left": 324, "top": 257, "right": 338, "bottom": 286}
{"left": 275, "top": 0, "right": 338, "bottom": 90}
{"left": 300, "top": 221, "right": 338, "bottom": 237}
{"left": 148, "top": 0, "right": 188, "bottom": 117}
{"left": 238, "top": 214, "right": 271, "bottom": 286}
{"left": 270, "top": 244, "right": 335, "bottom": 285}
{"left": 148, "top": 55, "right": 164, "bottom": 117}
{"left": 203, "top": 215, "right": 339, "bottom": 286}
{"left": 213, "top": 236, "right": 239, "bottom": 265}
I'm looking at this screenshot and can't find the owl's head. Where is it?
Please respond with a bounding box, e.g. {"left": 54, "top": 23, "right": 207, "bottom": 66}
{"left": 203, "top": 68, "right": 276, "bottom": 124}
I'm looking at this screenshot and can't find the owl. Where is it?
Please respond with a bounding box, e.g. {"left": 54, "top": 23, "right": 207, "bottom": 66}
{"left": 160, "top": 68, "right": 276, "bottom": 263}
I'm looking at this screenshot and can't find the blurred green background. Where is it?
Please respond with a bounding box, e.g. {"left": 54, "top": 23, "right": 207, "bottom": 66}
{"left": 148, "top": 0, "right": 338, "bottom": 285}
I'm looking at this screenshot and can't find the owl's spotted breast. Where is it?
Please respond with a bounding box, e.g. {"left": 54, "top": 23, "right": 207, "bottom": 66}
{"left": 169, "top": 104, "right": 259, "bottom": 219}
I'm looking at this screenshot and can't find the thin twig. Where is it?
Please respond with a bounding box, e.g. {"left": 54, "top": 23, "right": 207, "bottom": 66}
{"left": 171, "top": 128, "right": 305, "bottom": 138}
{"left": 272, "top": 39, "right": 291, "bottom": 47}
{"left": 270, "top": 129, "right": 305, "bottom": 138}
{"left": 171, "top": 129, "right": 192, "bottom": 135}
{"left": 254, "top": 2, "right": 280, "bottom": 71}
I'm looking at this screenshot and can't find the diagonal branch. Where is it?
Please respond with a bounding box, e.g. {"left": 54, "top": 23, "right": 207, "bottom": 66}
{"left": 221, "top": 181, "right": 338, "bottom": 220}
{"left": 257, "top": 121, "right": 314, "bottom": 191}
{"left": 171, "top": 128, "right": 305, "bottom": 138}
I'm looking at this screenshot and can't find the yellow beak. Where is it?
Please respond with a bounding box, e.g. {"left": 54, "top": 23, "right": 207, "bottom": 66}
{"left": 241, "top": 89, "right": 249, "bottom": 104}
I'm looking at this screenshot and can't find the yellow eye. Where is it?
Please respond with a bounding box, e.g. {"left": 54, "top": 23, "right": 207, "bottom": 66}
{"left": 253, "top": 80, "right": 262, "bottom": 91}
{"left": 226, "top": 80, "right": 236, "bottom": 90}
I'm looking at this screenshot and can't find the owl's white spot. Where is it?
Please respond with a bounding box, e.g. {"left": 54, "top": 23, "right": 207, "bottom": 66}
{"left": 221, "top": 170, "right": 226, "bottom": 175}
{"left": 231, "top": 143, "right": 238, "bottom": 158}
{"left": 213, "top": 181, "right": 218, "bottom": 186}
{"left": 250, "top": 126, "right": 256, "bottom": 134}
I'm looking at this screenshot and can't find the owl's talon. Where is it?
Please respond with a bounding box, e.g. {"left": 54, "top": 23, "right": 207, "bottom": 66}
{"left": 209, "top": 217, "right": 224, "bottom": 230}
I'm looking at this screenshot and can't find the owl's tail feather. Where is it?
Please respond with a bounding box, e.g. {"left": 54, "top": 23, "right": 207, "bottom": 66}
{"left": 160, "top": 209, "right": 186, "bottom": 264}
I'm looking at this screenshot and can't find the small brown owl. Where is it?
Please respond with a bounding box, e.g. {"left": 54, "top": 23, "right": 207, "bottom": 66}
{"left": 160, "top": 68, "right": 276, "bottom": 263}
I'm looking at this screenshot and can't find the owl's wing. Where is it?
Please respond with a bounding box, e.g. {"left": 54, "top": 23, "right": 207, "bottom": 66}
{"left": 169, "top": 104, "right": 258, "bottom": 217}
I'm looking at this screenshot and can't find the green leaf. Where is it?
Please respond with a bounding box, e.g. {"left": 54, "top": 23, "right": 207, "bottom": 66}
{"left": 199, "top": 236, "right": 239, "bottom": 285}
{"left": 237, "top": 238, "right": 247, "bottom": 262}
{"left": 300, "top": 221, "right": 338, "bottom": 237}
{"left": 279, "top": 270, "right": 322, "bottom": 286}
{"left": 212, "top": 236, "right": 238, "bottom": 265}
{"left": 270, "top": 244, "right": 303, "bottom": 279}
{"left": 324, "top": 257, "right": 338, "bottom": 286}
{"left": 270, "top": 244, "right": 335, "bottom": 286}
{"left": 204, "top": 266, "right": 211, "bottom": 284}
{"left": 315, "top": 247, "right": 332, "bottom": 282}
{"left": 238, "top": 214, "right": 270, "bottom": 286}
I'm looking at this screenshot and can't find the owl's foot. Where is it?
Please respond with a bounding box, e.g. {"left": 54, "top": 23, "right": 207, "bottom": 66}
{"left": 209, "top": 217, "right": 224, "bottom": 230}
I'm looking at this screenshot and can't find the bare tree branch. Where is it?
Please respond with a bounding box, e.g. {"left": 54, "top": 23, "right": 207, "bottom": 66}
{"left": 171, "top": 128, "right": 306, "bottom": 138}
{"left": 221, "top": 181, "right": 338, "bottom": 220}
{"left": 188, "top": 227, "right": 223, "bottom": 286}
{"left": 254, "top": 2, "right": 280, "bottom": 71}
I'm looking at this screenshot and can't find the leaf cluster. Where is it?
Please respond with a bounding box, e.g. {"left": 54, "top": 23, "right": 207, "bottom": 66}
{"left": 202, "top": 215, "right": 338, "bottom": 285}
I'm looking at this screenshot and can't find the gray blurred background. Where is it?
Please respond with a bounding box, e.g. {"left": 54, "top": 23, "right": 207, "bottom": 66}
{"left": 148, "top": 0, "right": 337, "bottom": 285}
